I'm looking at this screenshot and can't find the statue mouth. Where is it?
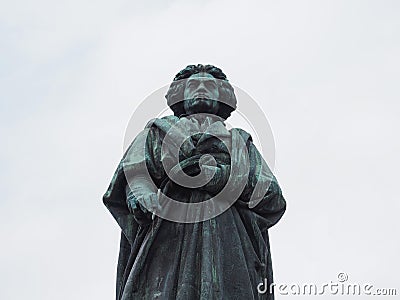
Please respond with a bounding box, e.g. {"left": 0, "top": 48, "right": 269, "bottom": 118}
{"left": 192, "top": 94, "right": 215, "bottom": 102}
{"left": 193, "top": 97, "right": 209, "bottom": 102}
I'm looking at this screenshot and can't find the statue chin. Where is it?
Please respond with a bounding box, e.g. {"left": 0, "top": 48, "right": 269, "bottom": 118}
{"left": 184, "top": 99, "right": 219, "bottom": 116}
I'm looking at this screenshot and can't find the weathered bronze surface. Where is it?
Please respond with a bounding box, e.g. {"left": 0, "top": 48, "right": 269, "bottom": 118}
{"left": 104, "top": 64, "right": 286, "bottom": 299}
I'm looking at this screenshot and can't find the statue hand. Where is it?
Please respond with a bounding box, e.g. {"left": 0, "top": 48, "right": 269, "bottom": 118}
{"left": 138, "top": 192, "right": 161, "bottom": 214}
{"left": 200, "top": 165, "right": 230, "bottom": 194}
{"left": 127, "top": 193, "right": 161, "bottom": 223}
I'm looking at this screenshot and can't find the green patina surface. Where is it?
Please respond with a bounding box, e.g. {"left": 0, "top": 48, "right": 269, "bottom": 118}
{"left": 104, "top": 65, "right": 286, "bottom": 300}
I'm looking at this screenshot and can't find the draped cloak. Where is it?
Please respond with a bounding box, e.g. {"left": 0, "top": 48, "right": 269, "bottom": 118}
{"left": 103, "top": 115, "right": 286, "bottom": 300}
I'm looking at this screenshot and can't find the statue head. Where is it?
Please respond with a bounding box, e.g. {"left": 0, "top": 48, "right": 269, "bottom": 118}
{"left": 165, "top": 64, "right": 237, "bottom": 119}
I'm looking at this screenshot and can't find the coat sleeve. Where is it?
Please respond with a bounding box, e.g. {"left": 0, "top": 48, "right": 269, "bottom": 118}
{"left": 103, "top": 124, "right": 166, "bottom": 298}
{"left": 102, "top": 154, "right": 139, "bottom": 299}
{"left": 103, "top": 124, "right": 166, "bottom": 235}
{"left": 237, "top": 137, "right": 286, "bottom": 229}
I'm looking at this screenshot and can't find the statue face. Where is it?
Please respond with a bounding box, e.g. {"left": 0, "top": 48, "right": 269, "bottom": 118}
{"left": 183, "top": 73, "right": 220, "bottom": 116}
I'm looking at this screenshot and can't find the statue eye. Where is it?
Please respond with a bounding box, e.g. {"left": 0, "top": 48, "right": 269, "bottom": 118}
{"left": 187, "top": 81, "right": 196, "bottom": 88}
{"left": 205, "top": 82, "right": 217, "bottom": 89}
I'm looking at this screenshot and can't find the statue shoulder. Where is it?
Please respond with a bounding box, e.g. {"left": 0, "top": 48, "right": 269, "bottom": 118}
{"left": 230, "top": 127, "right": 253, "bottom": 144}
{"left": 144, "top": 115, "right": 179, "bottom": 130}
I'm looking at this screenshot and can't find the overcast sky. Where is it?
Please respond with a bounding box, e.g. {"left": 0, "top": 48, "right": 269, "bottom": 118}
{"left": 1, "top": 0, "right": 399, "bottom": 299}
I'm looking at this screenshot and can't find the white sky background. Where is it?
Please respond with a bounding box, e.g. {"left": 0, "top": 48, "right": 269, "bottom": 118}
{"left": 1, "top": 0, "right": 399, "bottom": 299}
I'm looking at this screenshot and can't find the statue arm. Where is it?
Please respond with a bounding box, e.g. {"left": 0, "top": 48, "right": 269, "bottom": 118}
{"left": 125, "top": 176, "right": 159, "bottom": 224}
{"left": 122, "top": 126, "right": 165, "bottom": 223}
{"left": 238, "top": 140, "right": 286, "bottom": 229}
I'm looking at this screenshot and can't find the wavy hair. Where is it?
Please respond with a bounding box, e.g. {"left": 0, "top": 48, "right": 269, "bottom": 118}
{"left": 165, "top": 64, "right": 237, "bottom": 119}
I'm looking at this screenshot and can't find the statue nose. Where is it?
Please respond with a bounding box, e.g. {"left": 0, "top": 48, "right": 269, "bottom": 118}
{"left": 195, "top": 82, "right": 208, "bottom": 93}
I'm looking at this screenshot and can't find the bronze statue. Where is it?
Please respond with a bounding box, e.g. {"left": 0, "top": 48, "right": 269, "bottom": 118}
{"left": 103, "top": 64, "right": 286, "bottom": 299}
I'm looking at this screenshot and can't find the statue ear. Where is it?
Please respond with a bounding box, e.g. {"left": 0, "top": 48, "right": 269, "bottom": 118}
{"left": 217, "top": 82, "right": 236, "bottom": 119}
{"left": 166, "top": 80, "right": 186, "bottom": 117}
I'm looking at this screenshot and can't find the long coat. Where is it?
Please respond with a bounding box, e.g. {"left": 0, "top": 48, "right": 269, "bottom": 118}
{"left": 103, "top": 115, "right": 286, "bottom": 299}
